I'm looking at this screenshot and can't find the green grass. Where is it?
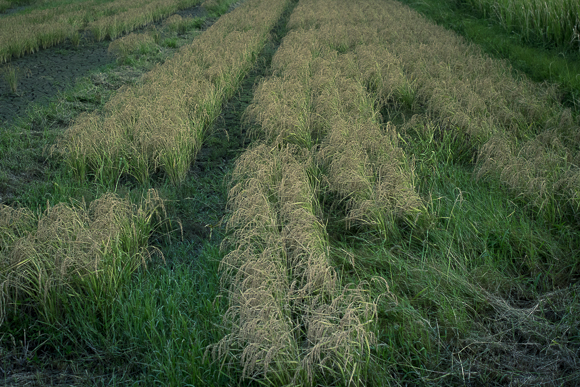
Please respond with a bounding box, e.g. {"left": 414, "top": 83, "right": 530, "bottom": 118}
{"left": 58, "top": 241, "right": 230, "bottom": 385}
{"left": 328, "top": 118, "right": 580, "bottom": 385}
{"left": 161, "top": 36, "right": 178, "bottom": 47}
{"left": 395, "top": 0, "right": 580, "bottom": 111}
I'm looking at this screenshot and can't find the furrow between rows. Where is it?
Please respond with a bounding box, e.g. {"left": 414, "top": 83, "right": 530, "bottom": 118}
{"left": 55, "top": 0, "right": 289, "bottom": 185}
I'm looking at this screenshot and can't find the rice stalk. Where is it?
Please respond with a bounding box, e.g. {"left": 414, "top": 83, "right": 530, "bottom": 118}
{"left": 0, "top": 190, "right": 167, "bottom": 327}
{"left": 215, "top": 145, "right": 379, "bottom": 385}
{"left": 57, "top": 0, "right": 289, "bottom": 186}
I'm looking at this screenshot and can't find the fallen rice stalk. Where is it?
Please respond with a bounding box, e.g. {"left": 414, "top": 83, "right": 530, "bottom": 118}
{"left": 215, "top": 145, "right": 377, "bottom": 385}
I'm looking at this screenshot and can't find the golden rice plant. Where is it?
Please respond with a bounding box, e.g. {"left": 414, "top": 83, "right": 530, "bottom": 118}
{"left": 0, "top": 0, "right": 203, "bottom": 62}
{"left": 312, "top": 62, "right": 423, "bottom": 237}
{"left": 275, "top": 150, "right": 377, "bottom": 386}
{"left": 164, "top": 14, "right": 197, "bottom": 34}
{"left": 306, "top": 0, "right": 578, "bottom": 220}
{"left": 247, "top": 77, "right": 317, "bottom": 148}
{"left": 477, "top": 118, "right": 580, "bottom": 220}
{"left": 164, "top": 14, "right": 182, "bottom": 29}
{"left": 248, "top": 3, "right": 424, "bottom": 238}
{"left": 320, "top": 118, "right": 422, "bottom": 238}
{"left": 215, "top": 145, "right": 377, "bottom": 385}
{"left": 298, "top": 0, "right": 560, "bottom": 144}
{"left": 270, "top": 30, "right": 329, "bottom": 78}
{"left": 108, "top": 32, "right": 156, "bottom": 61}
{"left": 215, "top": 145, "right": 298, "bottom": 382}
{"left": 53, "top": 111, "right": 124, "bottom": 183}
{"left": 58, "top": 0, "right": 290, "bottom": 185}
{"left": 0, "top": 190, "right": 167, "bottom": 327}
{"left": 381, "top": 0, "right": 560, "bottom": 140}
{"left": 336, "top": 45, "right": 408, "bottom": 105}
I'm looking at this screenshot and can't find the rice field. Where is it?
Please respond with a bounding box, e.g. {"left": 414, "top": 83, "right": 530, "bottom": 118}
{"left": 1, "top": 0, "right": 579, "bottom": 385}
{"left": 0, "top": 0, "right": 205, "bottom": 63}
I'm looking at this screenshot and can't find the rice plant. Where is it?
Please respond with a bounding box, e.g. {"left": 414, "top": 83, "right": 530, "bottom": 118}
{"left": 215, "top": 145, "right": 377, "bottom": 385}
{"left": 70, "top": 31, "right": 81, "bottom": 47}
{"left": 0, "top": 190, "right": 168, "bottom": 327}
{"left": 108, "top": 32, "right": 157, "bottom": 62}
{"left": 57, "top": 0, "right": 291, "bottom": 186}
{"left": 0, "top": 0, "right": 205, "bottom": 63}
{"left": 2, "top": 64, "right": 18, "bottom": 93}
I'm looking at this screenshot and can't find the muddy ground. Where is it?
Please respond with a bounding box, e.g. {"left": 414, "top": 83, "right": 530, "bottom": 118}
{"left": 0, "top": 5, "right": 210, "bottom": 125}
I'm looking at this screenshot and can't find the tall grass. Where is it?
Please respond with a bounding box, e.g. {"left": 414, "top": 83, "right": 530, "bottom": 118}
{"left": 462, "top": 0, "right": 580, "bottom": 49}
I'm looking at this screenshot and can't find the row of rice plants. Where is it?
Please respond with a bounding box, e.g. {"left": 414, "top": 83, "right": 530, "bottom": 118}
{"left": 292, "top": 0, "right": 580, "bottom": 223}
{"left": 87, "top": 0, "right": 202, "bottom": 41}
{"left": 55, "top": 0, "right": 291, "bottom": 185}
{"left": 248, "top": 29, "right": 423, "bottom": 237}
{"left": 215, "top": 144, "right": 377, "bottom": 385}
{"left": 0, "top": 190, "right": 167, "bottom": 329}
{"left": 371, "top": 0, "right": 580, "bottom": 221}
{"left": 217, "top": 1, "right": 424, "bottom": 384}
{"left": 0, "top": 0, "right": 202, "bottom": 63}
{"left": 461, "top": 0, "right": 580, "bottom": 49}
{"left": 291, "top": 0, "right": 557, "bottom": 140}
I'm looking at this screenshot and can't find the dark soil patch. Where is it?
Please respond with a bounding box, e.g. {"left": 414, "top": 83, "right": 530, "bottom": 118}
{"left": 0, "top": 42, "right": 115, "bottom": 124}
{"left": 0, "top": 4, "right": 211, "bottom": 126}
